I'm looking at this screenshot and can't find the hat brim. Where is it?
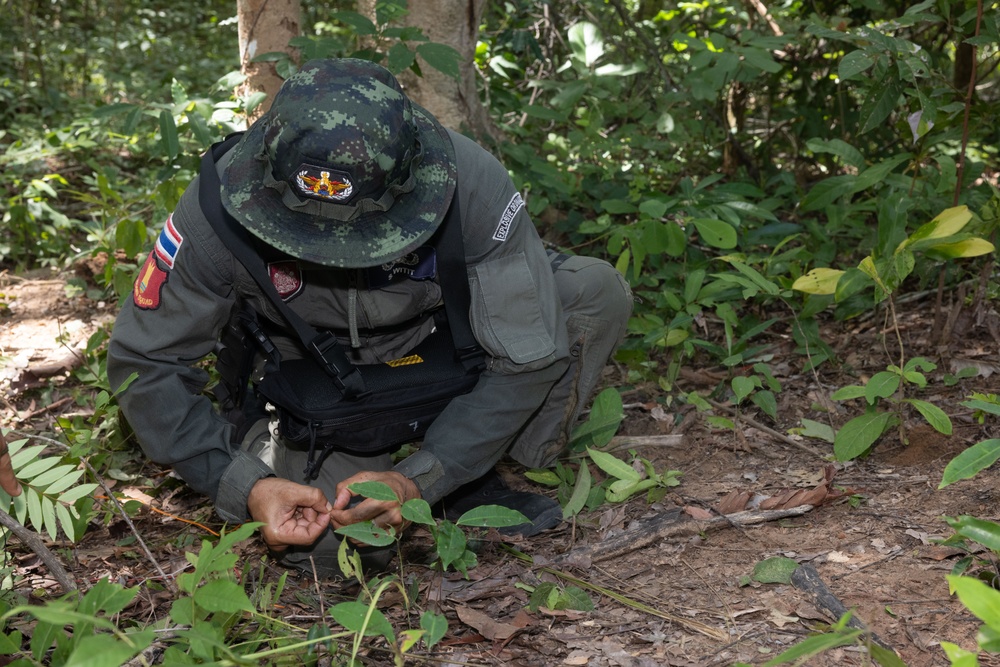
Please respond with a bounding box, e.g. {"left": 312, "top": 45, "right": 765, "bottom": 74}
{"left": 220, "top": 102, "right": 457, "bottom": 269}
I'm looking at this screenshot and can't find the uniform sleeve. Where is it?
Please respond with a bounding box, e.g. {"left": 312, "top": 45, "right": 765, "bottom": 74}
{"left": 394, "top": 132, "right": 569, "bottom": 504}
{"left": 107, "top": 187, "right": 273, "bottom": 523}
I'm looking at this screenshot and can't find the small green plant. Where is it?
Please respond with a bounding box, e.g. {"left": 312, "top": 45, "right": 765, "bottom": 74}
{"left": 940, "top": 393, "right": 1000, "bottom": 488}
{"left": 829, "top": 356, "right": 951, "bottom": 460}
{"left": 519, "top": 580, "right": 594, "bottom": 613}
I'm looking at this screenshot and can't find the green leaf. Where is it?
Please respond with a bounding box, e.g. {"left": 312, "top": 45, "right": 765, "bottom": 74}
{"left": 921, "top": 237, "right": 995, "bottom": 259}
{"left": 762, "top": 627, "right": 863, "bottom": 666}
{"left": 858, "top": 69, "right": 904, "bottom": 134}
{"left": 456, "top": 504, "right": 529, "bottom": 528}
{"left": 752, "top": 557, "right": 799, "bottom": 584}
{"left": 833, "top": 411, "right": 893, "bottom": 460}
{"left": 386, "top": 43, "right": 415, "bottom": 74}
{"left": 16, "top": 457, "right": 63, "bottom": 480}
{"left": 946, "top": 516, "right": 1000, "bottom": 552}
{"left": 63, "top": 633, "right": 149, "bottom": 667}
{"left": 420, "top": 611, "right": 448, "bottom": 650}
{"left": 400, "top": 498, "right": 434, "bottom": 526}
{"left": 330, "top": 601, "right": 394, "bottom": 640}
{"left": 940, "top": 439, "right": 1000, "bottom": 488}
{"left": 524, "top": 469, "right": 561, "bottom": 486}
{"left": 948, "top": 575, "right": 1000, "bottom": 633}
{"left": 587, "top": 448, "right": 640, "bottom": 482}
{"left": 690, "top": 218, "right": 737, "bottom": 249}
{"left": 839, "top": 49, "right": 875, "bottom": 81}
{"left": 792, "top": 267, "right": 845, "bottom": 295}
{"left": 831, "top": 385, "right": 866, "bottom": 401}
{"left": 158, "top": 109, "right": 179, "bottom": 160}
{"left": 563, "top": 462, "right": 592, "bottom": 519}
{"left": 331, "top": 11, "right": 377, "bottom": 35}
{"left": 416, "top": 42, "right": 461, "bottom": 80}
{"left": 751, "top": 390, "right": 778, "bottom": 420}
{"left": 864, "top": 371, "right": 900, "bottom": 404}
{"left": 433, "top": 521, "right": 467, "bottom": 570}
{"left": 335, "top": 522, "right": 396, "bottom": 548}
{"left": 732, "top": 376, "right": 757, "bottom": 403}
{"left": 798, "top": 419, "right": 835, "bottom": 443}
{"left": 568, "top": 21, "right": 604, "bottom": 68}
{"left": 0, "top": 630, "right": 22, "bottom": 654}
{"left": 193, "top": 579, "right": 253, "bottom": 614}
{"left": 59, "top": 483, "right": 98, "bottom": 505}
{"left": 904, "top": 399, "right": 952, "bottom": 435}
{"left": 349, "top": 481, "right": 400, "bottom": 503}
{"left": 569, "top": 388, "right": 624, "bottom": 449}
{"left": 902, "top": 205, "right": 973, "bottom": 247}
{"left": 563, "top": 585, "right": 595, "bottom": 611}
{"left": 31, "top": 464, "right": 81, "bottom": 489}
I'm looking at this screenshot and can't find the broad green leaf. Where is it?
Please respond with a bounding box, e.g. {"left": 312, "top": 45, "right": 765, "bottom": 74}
{"left": 940, "top": 641, "right": 978, "bottom": 667}
{"left": 9, "top": 444, "right": 45, "bottom": 469}
{"left": 864, "top": 371, "right": 900, "bottom": 404}
{"left": 587, "top": 448, "right": 640, "bottom": 482}
{"left": 59, "top": 483, "right": 98, "bottom": 505}
{"left": 792, "top": 267, "right": 844, "bottom": 295}
{"left": 568, "top": 21, "right": 604, "bottom": 68}
{"left": 570, "top": 388, "right": 624, "bottom": 449}
{"left": 386, "top": 42, "right": 415, "bottom": 74}
{"left": 193, "top": 579, "right": 253, "bottom": 614}
{"left": 798, "top": 419, "right": 835, "bottom": 443}
{"left": 158, "top": 109, "right": 179, "bottom": 160}
{"left": 690, "top": 218, "right": 737, "bottom": 249}
{"left": 606, "top": 478, "right": 656, "bottom": 503}
{"left": 56, "top": 502, "right": 76, "bottom": 542}
{"left": 18, "top": 604, "right": 119, "bottom": 632}
{"left": 41, "top": 496, "right": 57, "bottom": 541}
{"left": 799, "top": 175, "right": 857, "bottom": 211}
{"left": 751, "top": 390, "right": 778, "bottom": 420}
{"left": 433, "top": 521, "right": 467, "bottom": 570}
{"left": 962, "top": 399, "right": 1000, "bottom": 417}
{"left": 456, "top": 504, "right": 529, "bottom": 528}
{"left": 563, "top": 585, "right": 595, "bottom": 611}
{"left": 752, "top": 557, "right": 798, "bottom": 584}
{"left": 0, "top": 629, "right": 22, "bottom": 653}
{"left": 805, "top": 138, "right": 865, "bottom": 169}
{"left": 63, "top": 633, "right": 148, "bottom": 667}
{"left": 831, "top": 385, "right": 866, "bottom": 401}
{"left": 335, "top": 522, "right": 396, "bottom": 548}
{"left": 839, "top": 49, "right": 875, "bottom": 81}
{"left": 948, "top": 575, "right": 1000, "bottom": 632}
{"left": 524, "top": 469, "right": 561, "bottom": 486}
{"left": 732, "top": 376, "right": 757, "bottom": 403}
{"left": 902, "top": 205, "right": 973, "bottom": 247}
{"left": 331, "top": 11, "right": 377, "bottom": 35}
{"left": 26, "top": 487, "right": 43, "bottom": 533}
{"left": 45, "top": 472, "right": 90, "bottom": 496}
{"left": 420, "top": 611, "right": 448, "bottom": 650}
{"left": 400, "top": 498, "right": 434, "bottom": 526}
{"left": 833, "top": 411, "right": 893, "bottom": 460}
{"left": 946, "top": 516, "right": 1000, "bottom": 552}
{"left": 349, "top": 480, "right": 399, "bottom": 503}
{"left": 904, "top": 398, "right": 952, "bottom": 435}
{"left": 854, "top": 153, "right": 911, "bottom": 191}
{"left": 330, "top": 601, "right": 394, "bottom": 640}
{"left": 858, "top": 66, "right": 904, "bottom": 134}
{"left": 940, "top": 439, "right": 1000, "bottom": 488}
{"left": 922, "top": 237, "right": 995, "bottom": 259}
{"left": 563, "top": 461, "right": 591, "bottom": 519}
{"left": 416, "top": 42, "right": 461, "bottom": 80}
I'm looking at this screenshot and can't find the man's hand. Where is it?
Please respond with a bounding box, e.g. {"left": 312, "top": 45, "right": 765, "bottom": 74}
{"left": 329, "top": 471, "right": 420, "bottom": 535}
{"left": 0, "top": 433, "right": 21, "bottom": 497}
{"left": 247, "top": 477, "right": 331, "bottom": 552}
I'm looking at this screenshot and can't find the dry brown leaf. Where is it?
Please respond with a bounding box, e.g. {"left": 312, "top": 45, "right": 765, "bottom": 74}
{"left": 683, "top": 505, "right": 714, "bottom": 520}
{"left": 717, "top": 489, "right": 753, "bottom": 514}
{"left": 455, "top": 605, "right": 520, "bottom": 641}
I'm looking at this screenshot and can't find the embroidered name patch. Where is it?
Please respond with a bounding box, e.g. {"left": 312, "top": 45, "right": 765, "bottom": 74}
{"left": 268, "top": 261, "right": 303, "bottom": 300}
{"left": 492, "top": 192, "right": 524, "bottom": 242}
{"left": 154, "top": 214, "right": 183, "bottom": 269}
{"left": 366, "top": 247, "right": 436, "bottom": 289}
{"left": 133, "top": 252, "right": 168, "bottom": 310}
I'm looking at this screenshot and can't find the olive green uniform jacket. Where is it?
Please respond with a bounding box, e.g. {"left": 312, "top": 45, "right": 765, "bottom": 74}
{"left": 108, "top": 131, "right": 570, "bottom": 523}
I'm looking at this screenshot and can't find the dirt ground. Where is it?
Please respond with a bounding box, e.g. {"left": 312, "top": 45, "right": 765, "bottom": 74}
{"left": 2, "top": 268, "right": 1000, "bottom": 666}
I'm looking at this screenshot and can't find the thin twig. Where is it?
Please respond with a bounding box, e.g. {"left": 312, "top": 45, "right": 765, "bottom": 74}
{"left": 0, "top": 506, "right": 77, "bottom": 593}
{"left": 707, "top": 399, "right": 827, "bottom": 459}
{"left": 11, "top": 430, "right": 176, "bottom": 594}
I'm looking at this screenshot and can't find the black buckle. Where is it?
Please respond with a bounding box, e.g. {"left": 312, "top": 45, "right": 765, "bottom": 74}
{"left": 308, "top": 331, "right": 369, "bottom": 399}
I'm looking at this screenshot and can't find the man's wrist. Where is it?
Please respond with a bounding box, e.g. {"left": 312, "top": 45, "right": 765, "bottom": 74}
{"left": 216, "top": 451, "right": 275, "bottom": 523}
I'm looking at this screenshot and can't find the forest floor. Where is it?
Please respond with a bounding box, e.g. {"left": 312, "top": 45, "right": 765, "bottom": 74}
{"left": 2, "top": 268, "right": 1000, "bottom": 666}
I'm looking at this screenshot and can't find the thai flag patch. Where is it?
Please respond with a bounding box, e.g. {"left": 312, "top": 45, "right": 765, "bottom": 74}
{"left": 154, "top": 214, "right": 183, "bottom": 269}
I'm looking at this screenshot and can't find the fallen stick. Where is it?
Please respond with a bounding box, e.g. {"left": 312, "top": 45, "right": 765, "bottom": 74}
{"left": 553, "top": 505, "right": 814, "bottom": 566}
{"left": 0, "top": 506, "right": 77, "bottom": 593}
{"left": 791, "top": 563, "right": 897, "bottom": 655}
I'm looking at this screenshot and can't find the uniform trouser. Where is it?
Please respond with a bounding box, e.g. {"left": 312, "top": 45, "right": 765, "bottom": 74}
{"left": 243, "top": 254, "right": 632, "bottom": 575}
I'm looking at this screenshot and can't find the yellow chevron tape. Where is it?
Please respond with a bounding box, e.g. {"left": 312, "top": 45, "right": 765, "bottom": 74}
{"left": 385, "top": 354, "right": 424, "bottom": 367}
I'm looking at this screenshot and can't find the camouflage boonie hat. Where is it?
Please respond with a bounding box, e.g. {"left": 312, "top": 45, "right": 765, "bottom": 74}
{"left": 221, "top": 58, "right": 457, "bottom": 268}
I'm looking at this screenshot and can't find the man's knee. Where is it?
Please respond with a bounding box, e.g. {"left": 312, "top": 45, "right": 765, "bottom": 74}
{"left": 552, "top": 255, "right": 632, "bottom": 335}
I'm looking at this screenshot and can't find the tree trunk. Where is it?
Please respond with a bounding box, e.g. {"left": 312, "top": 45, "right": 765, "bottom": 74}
{"left": 396, "top": 0, "right": 500, "bottom": 144}
{"left": 236, "top": 0, "right": 302, "bottom": 121}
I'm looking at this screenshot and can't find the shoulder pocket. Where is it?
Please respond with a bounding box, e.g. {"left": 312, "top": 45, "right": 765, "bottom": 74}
{"left": 471, "top": 252, "right": 556, "bottom": 365}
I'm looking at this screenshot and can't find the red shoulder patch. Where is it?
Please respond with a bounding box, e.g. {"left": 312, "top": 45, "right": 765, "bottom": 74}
{"left": 133, "top": 253, "right": 168, "bottom": 310}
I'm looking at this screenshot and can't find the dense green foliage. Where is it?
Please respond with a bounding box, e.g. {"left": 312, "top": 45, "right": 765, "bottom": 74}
{"left": 1, "top": 0, "right": 1000, "bottom": 664}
